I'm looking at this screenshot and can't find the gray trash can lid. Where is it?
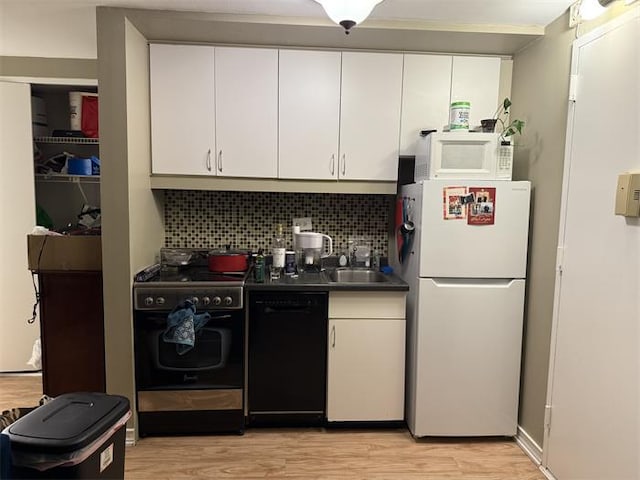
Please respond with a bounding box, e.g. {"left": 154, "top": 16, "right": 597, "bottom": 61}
{"left": 7, "top": 392, "right": 130, "bottom": 453}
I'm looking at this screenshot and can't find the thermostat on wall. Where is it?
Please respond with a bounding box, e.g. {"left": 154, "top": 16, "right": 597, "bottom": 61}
{"left": 615, "top": 173, "right": 640, "bottom": 217}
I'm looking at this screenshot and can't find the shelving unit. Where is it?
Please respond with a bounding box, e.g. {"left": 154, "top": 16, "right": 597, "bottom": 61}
{"left": 35, "top": 173, "right": 100, "bottom": 183}
{"left": 28, "top": 83, "right": 105, "bottom": 398}
{"left": 31, "top": 84, "right": 100, "bottom": 230}
{"left": 34, "top": 136, "right": 99, "bottom": 144}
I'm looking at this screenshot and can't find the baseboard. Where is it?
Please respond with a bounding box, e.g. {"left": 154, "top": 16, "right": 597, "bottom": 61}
{"left": 515, "top": 425, "right": 542, "bottom": 465}
{"left": 125, "top": 427, "right": 136, "bottom": 446}
{"left": 540, "top": 467, "right": 557, "bottom": 480}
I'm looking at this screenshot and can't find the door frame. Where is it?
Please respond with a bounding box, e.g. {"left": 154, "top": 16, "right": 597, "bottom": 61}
{"left": 541, "top": 6, "right": 640, "bottom": 474}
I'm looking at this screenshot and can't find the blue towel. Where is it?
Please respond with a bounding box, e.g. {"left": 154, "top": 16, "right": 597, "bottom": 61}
{"left": 163, "top": 300, "right": 210, "bottom": 355}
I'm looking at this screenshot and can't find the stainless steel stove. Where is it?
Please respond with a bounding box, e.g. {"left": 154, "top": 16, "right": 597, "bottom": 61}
{"left": 132, "top": 249, "right": 248, "bottom": 436}
{"left": 134, "top": 267, "right": 246, "bottom": 310}
{"left": 133, "top": 248, "right": 249, "bottom": 310}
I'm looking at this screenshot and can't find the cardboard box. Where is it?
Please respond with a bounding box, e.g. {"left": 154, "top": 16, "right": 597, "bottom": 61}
{"left": 27, "top": 235, "right": 102, "bottom": 271}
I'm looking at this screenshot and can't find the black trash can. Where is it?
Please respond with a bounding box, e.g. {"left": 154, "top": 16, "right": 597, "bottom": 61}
{"left": 5, "top": 392, "right": 130, "bottom": 479}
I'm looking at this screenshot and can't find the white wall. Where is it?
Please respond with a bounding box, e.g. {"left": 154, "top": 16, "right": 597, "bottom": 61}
{"left": 0, "top": 81, "right": 39, "bottom": 372}
{"left": 0, "top": 2, "right": 97, "bottom": 58}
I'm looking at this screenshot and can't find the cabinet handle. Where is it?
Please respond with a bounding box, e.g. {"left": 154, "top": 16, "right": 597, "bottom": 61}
{"left": 331, "top": 325, "right": 336, "bottom": 348}
{"left": 341, "top": 154, "right": 346, "bottom": 176}
{"left": 206, "top": 149, "right": 212, "bottom": 171}
{"left": 218, "top": 150, "right": 223, "bottom": 172}
{"left": 330, "top": 154, "right": 335, "bottom": 176}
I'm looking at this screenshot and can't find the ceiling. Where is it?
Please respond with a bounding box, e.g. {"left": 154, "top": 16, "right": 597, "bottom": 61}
{"left": 4, "top": 0, "right": 575, "bottom": 30}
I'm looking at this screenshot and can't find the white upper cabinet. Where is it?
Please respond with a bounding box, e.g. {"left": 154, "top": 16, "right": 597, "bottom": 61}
{"left": 450, "top": 56, "right": 501, "bottom": 131}
{"left": 150, "top": 44, "right": 216, "bottom": 175}
{"left": 399, "top": 54, "right": 452, "bottom": 156}
{"left": 279, "top": 50, "right": 341, "bottom": 180}
{"left": 215, "top": 47, "right": 278, "bottom": 179}
{"left": 339, "top": 52, "right": 403, "bottom": 181}
{"left": 149, "top": 45, "right": 505, "bottom": 187}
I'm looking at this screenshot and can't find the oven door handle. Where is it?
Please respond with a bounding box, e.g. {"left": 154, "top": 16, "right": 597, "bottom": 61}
{"left": 263, "top": 306, "right": 313, "bottom": 315}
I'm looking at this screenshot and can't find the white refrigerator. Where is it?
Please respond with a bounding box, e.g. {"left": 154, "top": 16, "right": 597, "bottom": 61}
{"left": 393, "top": 180, "right": 531, "bottom": 437}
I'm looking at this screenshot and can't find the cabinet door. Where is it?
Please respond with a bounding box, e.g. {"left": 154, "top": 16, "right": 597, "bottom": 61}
{"left": 150, "top": 44, "right": 216, "bottom": 175}
{"left": 339, "top": 52, "right": 403, "bottom": 181}
{"left": 215, "top": 47, "right": 278, "bottom": 178}
{"left": 327, "top": 318, "right": 405, "bottom": 421}
{"left": 279, "top": 50, "right": 341, "bottom": 180}
{"left": 39, "top": 272, "right": 105, "bottom": 396}
{"left": 399, "top": 54, "right": 452, "bottom": 156}
{"left": 450, "top": 56, "right": 501, "bottom": 130}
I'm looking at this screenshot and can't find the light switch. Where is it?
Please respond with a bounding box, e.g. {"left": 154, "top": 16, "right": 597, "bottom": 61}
{"left": 615, "top": 173, "right": 640, "bottom": 217}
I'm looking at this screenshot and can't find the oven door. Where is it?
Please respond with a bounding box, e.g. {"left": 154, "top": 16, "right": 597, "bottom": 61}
{"left": 134, "top": 309, "right": 243, "bottom": 390}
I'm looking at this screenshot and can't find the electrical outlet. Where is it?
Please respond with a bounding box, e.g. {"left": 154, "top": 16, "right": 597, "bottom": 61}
{"left": 569, "top": 1, "right": 581, "bottom": 28}
{"left": 293, "top": 217, "right": 313, "bottom": 231}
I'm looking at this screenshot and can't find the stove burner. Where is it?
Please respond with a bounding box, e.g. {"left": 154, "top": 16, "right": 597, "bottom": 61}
{"left": 151, "top": 267, "right": 246, "bottom": 283}
{"left": 133, "top": 265, "right": 248, "bottom": 311}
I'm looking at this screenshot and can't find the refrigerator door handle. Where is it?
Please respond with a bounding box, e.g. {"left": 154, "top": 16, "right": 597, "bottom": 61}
{"left": 429, "top": 278, "right": 519, "bottom": 288}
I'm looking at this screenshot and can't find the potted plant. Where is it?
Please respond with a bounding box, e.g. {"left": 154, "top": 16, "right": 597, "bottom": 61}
{"left": 481, "top": 97, "right": 525, "bottom": 144}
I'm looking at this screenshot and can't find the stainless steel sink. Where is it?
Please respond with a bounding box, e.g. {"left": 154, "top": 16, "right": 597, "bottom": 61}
{"left": 328, "top": 269, "right": 389, "bottom": 283}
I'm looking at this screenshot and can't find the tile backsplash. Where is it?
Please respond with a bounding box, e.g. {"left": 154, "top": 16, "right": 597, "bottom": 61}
{"left": 164, "top": 191, "right": 394, "bottom": 256}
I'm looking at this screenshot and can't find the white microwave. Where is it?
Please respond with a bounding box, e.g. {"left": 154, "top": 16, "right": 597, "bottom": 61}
{"left": 414, "top": 131, "right": 513, "bottom": 181}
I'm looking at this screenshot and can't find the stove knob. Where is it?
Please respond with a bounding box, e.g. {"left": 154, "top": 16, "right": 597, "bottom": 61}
{"left": 191, "top": 297, "right": 199, "bottom": 306}
{"left": 212, "top": 296, "right": 222, "bottom": 306}
{"left": 223, "top": 296, "right": 233, "bottom": 306}
{"left": 202, "top": 296, "right": 211, "bottom": 306}
{"left": 144, "top": 297, "right": 154, "bottom": 306}
{"left": 155, "top": 297, "right": 165, "bottom": 306}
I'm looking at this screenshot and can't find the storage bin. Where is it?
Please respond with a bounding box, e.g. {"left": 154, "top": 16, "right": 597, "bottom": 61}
{"left": 4, "top": 392, "right": 130, "bottom": 479}
{"left": 67, "top": 156, "right": 100, "bottom": 176}
{"left": 69, "top": 92, "right": 98, "bottom": 131}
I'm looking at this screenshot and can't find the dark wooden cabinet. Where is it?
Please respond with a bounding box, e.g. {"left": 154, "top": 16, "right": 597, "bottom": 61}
{"left": 39, "top": 271, "right": 105, "bottom": 396}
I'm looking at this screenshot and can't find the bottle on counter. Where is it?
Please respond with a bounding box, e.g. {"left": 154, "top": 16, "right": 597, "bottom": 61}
{"left": 255, "top": 249, "right": 265, "bottom": 283}
{"left": 271, "top": 223, "right": 285, "bottom": 280}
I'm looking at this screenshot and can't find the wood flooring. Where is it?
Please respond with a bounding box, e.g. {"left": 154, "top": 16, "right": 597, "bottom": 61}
{"left": 1, "top": 374, "right": 544, "bottom": 479}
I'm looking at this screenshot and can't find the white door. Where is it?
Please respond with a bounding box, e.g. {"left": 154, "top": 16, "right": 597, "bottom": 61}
{"left": 215, "top": 47, "right": 278, "bottom": 178}
{"left": 450, "top": 56, "right": 501, "bottom": 130}
{"left": 327, "top": 318, "right": 405, "bottom": 421}
{"left": 0, "top": 81, "right": 40, "bottom": 372}
{"left": 150, "top": 44, "right": 216, "bottom": 175}
{"left": 413, "top": 278, "right": 525, "bottom": 436}
{"left": 399, "top": 54, "right": 452, "bottom": 156}
{"left": 544, "top": 11, "right": 639, "bottom": 480}
{"left": 339, "top": 52, "right": 403, "bottom": 181}
{"left": 418, "top": 180, "right": 531, "bottom": 278}
{"left": 279, "top": 50, "right": 341, "bottom": 180}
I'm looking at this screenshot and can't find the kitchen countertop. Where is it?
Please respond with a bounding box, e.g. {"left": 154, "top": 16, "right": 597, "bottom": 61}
{"left": 245, "top": 269, "right": 409, "bottom": 292}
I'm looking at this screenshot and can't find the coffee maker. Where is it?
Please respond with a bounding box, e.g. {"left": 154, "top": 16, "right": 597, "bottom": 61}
{"left": 294, "top": 232, "right": 333, "bottom": 273}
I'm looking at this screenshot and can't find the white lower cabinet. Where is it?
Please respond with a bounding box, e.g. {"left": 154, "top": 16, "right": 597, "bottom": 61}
{"left": 327, "top": 291, "right": 406, "bottom": 422}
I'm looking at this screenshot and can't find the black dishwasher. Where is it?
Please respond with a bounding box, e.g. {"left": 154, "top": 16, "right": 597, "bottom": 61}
{"left": 248, "top": 291, "right": 328, "bottom": 426}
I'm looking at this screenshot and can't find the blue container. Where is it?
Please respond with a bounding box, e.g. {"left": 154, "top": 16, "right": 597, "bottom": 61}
{"left": 67, "top": 157, "right": 92, "bottom": 176}
{"left": 67, "top": 156, "right": 100, "bottom": 176}
{"left": 90, "top": 156, "right": 100, "bottom": 175}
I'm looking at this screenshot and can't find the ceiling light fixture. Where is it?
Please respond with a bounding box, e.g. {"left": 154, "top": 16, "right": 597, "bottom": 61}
{"left": 314, "top": 0, "right": 385, "bottom": 34}
{"left": 578, "top": 0, "right": 615, "bottom": 20}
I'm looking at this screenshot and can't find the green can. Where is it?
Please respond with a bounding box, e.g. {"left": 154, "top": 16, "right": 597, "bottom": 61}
{"left": 450, "top": 101, "right": 471, "bottom": 130}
